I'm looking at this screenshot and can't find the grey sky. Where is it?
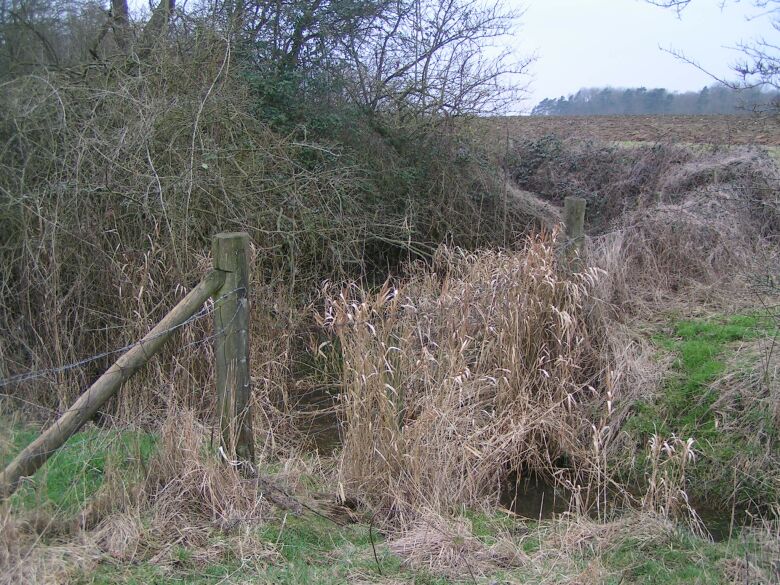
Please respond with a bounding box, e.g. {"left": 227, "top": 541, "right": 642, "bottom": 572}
{"left": 513, "top": 0, "right": 778, "bottom": 109}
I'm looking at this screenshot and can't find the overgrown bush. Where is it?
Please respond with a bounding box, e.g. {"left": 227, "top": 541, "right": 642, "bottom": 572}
{"left": 0, "top": 25, "right": 537, "bottom": 424}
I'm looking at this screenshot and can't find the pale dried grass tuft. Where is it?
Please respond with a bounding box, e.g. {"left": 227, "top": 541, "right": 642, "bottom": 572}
{"left": 589, "top": 203, "right": 775, "bottom": 311}
{"left": 93, "top": 509, "right": 144, "bottom": 562}
{"left": 711, "top": 336, "right": 780, "bottom": 436}
{"left": 0, "top": 509, "right": 101, "bottom": 585}
{"left": 506, "top": 513, "right": 678, "bottom": 584}
{"left": 547, "top": 513, "right": 674, "bottom": 557}
{"left": 719, "top": 506, "right": 780, "bottom": 583}
{"left": 387, "top": 511, "right": 525, "bottom": 580}
{"left": 140, "top": 408, "right": 269, "bottom": 528}
{"left": 706, "top": 338, "right": 780, "bottom": 508}
{"left": 720, "top": 556, "right": 774, "bottom": 585}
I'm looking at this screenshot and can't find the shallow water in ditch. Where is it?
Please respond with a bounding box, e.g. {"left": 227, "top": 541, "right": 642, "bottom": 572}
{"left": 500, "top": 472, "right": 741, "bottom": 542}
{"left": 295, "top": 385, "right": 342, "bottom": 451}
{"left": 297, "top": 390, "right": 740, "bottom": 542}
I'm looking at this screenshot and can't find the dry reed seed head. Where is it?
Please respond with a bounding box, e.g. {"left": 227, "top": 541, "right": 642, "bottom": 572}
{"left": 324, "top": 231, "right": 647, "bottom": 524}
{"left": 93, "top": 509, "right": 144, "bottom": 562}
{"left": 640, "top": 433, "right": 706, "bottom": 534}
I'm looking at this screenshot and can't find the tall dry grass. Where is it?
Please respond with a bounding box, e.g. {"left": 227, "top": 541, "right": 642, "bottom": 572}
{"left": 588, "top": 202, "right": 777, "bottom": 310}
{"left": 321, "top": 230, "right": 658, "bottom": 523}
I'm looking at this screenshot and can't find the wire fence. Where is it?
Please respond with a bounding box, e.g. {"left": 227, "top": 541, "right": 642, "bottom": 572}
{"left": 0, "top": 286, "right": 245, "bottom": 390}
{"left": 0, "top": 283, "right": 249, "bottom": 478}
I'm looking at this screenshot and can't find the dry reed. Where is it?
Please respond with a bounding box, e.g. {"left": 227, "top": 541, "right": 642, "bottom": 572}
{"left": 387, "top": 510, "right": 525, "bottom": 579}
{"left": 321, "top": 230, "right": 656, "bottom": 523}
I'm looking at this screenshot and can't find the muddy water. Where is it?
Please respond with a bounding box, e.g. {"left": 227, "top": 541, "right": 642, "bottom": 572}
{"left": 296, "top": 392, "right": 740, "bottom": 542}
{"left": 500, "top": 472, "right": 741, "bottom": 542}
{"left": 500, "top": 473, "right": 571, "bottom": 520}
{"left": 296, "top": 385, "right": 342, "bottom": 452}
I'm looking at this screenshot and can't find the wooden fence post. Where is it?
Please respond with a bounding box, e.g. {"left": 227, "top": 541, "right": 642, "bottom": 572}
{"left": 563, "top": 196, "right": 586, "bottom": 271}
{"left": 212, "top": 232, "right": 255, "bottom": 465}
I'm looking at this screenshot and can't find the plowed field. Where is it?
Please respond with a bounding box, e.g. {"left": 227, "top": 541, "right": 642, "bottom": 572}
{"left": 493, "top": 114, "right": 780, "bottom": 145}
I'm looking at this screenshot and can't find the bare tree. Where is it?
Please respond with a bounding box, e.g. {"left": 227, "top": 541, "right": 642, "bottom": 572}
{"left": 109, "top": 0, "right": 130, "bottom": 52}
{"left": 341, "top": 0, "right": 530, "bottom": 117}
{"left": 0, "top": 0, "right": 183, "bottom": 78}
{"left": 138, "top": 0, "right": 175, "bottom": 55}
{"left": 203, "top": 0, "right": 529, "bottom": 118}
{"left": 0, "top": 0, "right": 103, "bottom": 74}
{"left": 0, "top": 0, "right": 528, "bottom": 118}
{"left": 649, "top": 0, "right": 780, "bottom": 93}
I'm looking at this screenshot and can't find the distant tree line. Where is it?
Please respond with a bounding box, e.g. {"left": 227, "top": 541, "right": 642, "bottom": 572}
{"left": 531, "top": 85, "right": 780, "bottom": 116}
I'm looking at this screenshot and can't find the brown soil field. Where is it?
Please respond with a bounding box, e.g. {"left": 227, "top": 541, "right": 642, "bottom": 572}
{"left": 490, "top": 114, "right": 780, "bottom": 145}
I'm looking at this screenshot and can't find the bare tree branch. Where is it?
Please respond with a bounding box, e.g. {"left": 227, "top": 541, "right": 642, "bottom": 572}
{"left": 650, "top": 0, "right": 780, "bottom": 101}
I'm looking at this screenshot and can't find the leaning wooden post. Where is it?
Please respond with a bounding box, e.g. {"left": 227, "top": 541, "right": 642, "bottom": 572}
{"left": 0, "top": 270, "right": 226, "bottom": 499}
{"left": 563, "top": 196, "right": 586, "bottom": 271}
{"left": 212, "top": 232, "right": 255, "bottom": 465}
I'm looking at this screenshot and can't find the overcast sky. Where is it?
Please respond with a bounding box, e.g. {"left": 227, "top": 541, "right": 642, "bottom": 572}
{"left": 512, "top": 0, "right": 778, "bottom": 110}
{"left": 132, "top": 0, "right": 775, "bottom": 112}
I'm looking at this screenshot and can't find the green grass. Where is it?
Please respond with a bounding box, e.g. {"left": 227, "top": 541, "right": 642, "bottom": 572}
{"left": 257, "top": 515, "right": 404, "bottom": 583}
{"left": 492, "top": 517, "right": 768, "bottom": 585}
{"left": 463, "top": 508, "right": 521, "bottom": 545}
{"left": 766, "top": 145, "right": 780, "bottom": 166}
{"left": 624, "top": 312, "right": 778, "bottom": 506}
{"left": 81, "top": 513, "right": 406, "bottom": 585}
{"left": 1, "top": 420, "right": 157, "bottom": 514}
{"left": 602, "top": 530, "right": 738, "bottom": 584}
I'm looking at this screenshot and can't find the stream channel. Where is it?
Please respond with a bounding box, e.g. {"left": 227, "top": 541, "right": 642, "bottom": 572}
{"left": 297, "top": 386, "right": 741, "bottom": 542}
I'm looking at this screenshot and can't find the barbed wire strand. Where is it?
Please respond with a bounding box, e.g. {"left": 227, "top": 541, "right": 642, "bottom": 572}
{"left": 0, "top": 286, "right": 245, "bottom": 389}
{"left": 0, "top": 302, "right": 245, "bottom": 466}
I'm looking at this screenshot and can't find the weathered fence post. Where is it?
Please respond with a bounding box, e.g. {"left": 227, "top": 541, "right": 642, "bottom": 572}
{"left": 212, "top": 232, "right": 255, "bottom": 465}
{"left": 563, "top": 196, "right": 586, "bottom": 271}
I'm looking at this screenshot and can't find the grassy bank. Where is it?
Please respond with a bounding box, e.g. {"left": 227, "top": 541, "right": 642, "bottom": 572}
{"left": 74, "top": 513, "right": 777, "bottom": 584}
{"left": 2, "top": 297, "right": 779, "bottom": 584}
{"left": 623, "top": 313, "right": 779, "bottom": 510}
{"left": 1, "top": 420, "right": 157, "bottom": 517}
{"left": 2, "top": 419, "right": 776, "bottom": 585}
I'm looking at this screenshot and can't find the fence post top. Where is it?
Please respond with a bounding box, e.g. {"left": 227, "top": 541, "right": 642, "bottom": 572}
{"left": 213, "top": 232, "right": 250, "bottom": 241}
{"left": 213, "top": 233, "right": 251, "bottom": 273}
